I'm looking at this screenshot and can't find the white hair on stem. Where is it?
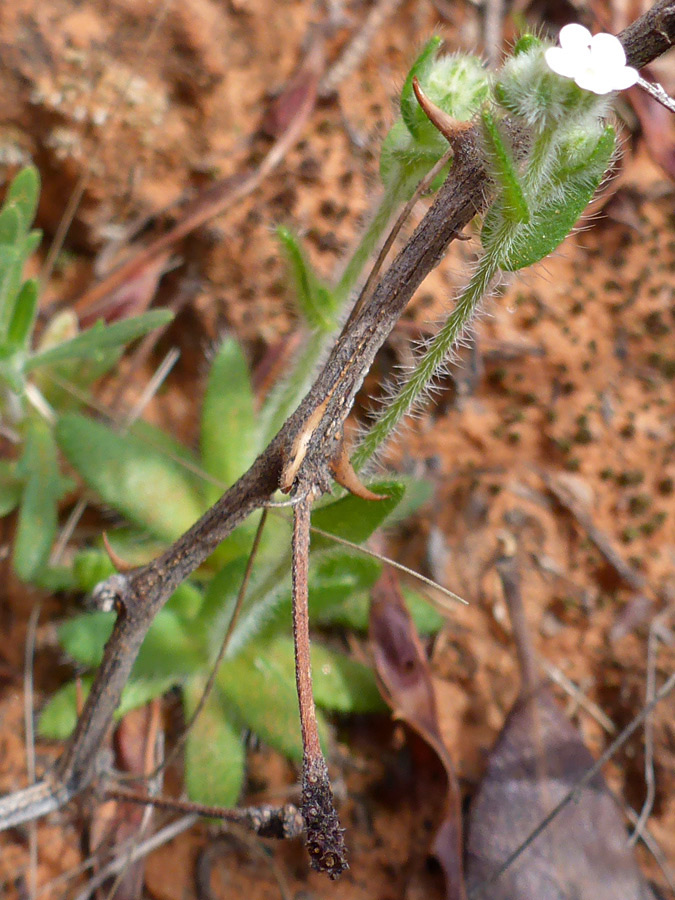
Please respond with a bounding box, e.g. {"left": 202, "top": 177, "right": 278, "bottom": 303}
{"left": 353, "top": 246, "right": 505, "bottom": 469}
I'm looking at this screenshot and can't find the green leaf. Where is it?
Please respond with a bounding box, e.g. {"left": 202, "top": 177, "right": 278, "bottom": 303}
{"left": 311, "top": 584, "right": 444, "bottom": 634}
{"left": 56, "top": 412, "right": 204, "bottom": 542}
{"left": 480, "top": 108, "right": 529, "bottom": 225}
{"left": 0, "top": 205, "right": 22, "bottom": 245}
{"left": 165, "top": 581, "right": 204, "bottom": 621}
{"left": 12, "top": 419, "right": 62, "bottom": 581}
{"left": 0, "top": 244, "right": 22, "bottom": 337}
{"left": 217, "top": 638, "right": 329, "bottom": 762}
{"left": 20, "top": 230, "right": 41, "bottom": 264}
{"left": 304, "top": 639, "right": 385, "bottom": 713}
{"left": 310, "top": 591, "right": 371, "bottom": 630}
{"left": 38, "top": 679, "right": 88, "bottom": 740}
{"left": 0, "top": 459, "right": 21, "bottom": 516}
{"left": 264, "top": 552, "right": 382, "bottom": 633}
{"left": 57, "top": 610, "right": 115, "bottom": 667}
{"left": 193, "top": 554, "right": 250, "bottom": 636}
{"left": 311, "top": 480, "right": 406, "bottom": 548}
{"left": 401, "top": 586, "right": 444, "bottom": 634}
{"left": 58, "top": 608, "right": 207, "bottom": 678}
{"left": 183, "top": 676, "right": 245, "bottom": 808}
{"left": 32, "top": 325, "right": 124, "bottom": 410}
{"left": 197, "top": 545, "right": 294, "bottom": 654}
{"left": 7, "top": 278, "right": 39, "bottom": 346}
{"left": 380, "top": 476, "right": 433, "bottom": 525}
{"left": 6, "top": 166, "right": 40, "bottom": 232}
{"left": 277, "top": 227, "right": 337, "bottom": 332}
{"left": 38, "top": 674, "right": 176, "bottom": 741}
{"left": 309, "top": 553, "right": 382, "bottom": 614}
{"left": 130, "top": 419, "right": 202, "bottom": 483}
{"left": 25, "top": 310, "right": 173, "bottom": 372}
{"left": 72, "top": 549, "right": 116, "bottom": 592}
{"left": 132, "top": 609, "right": 207, "bottom": 677}
{"left": 400, "top": 36, "right": 443, "bottom": 138}
{"left": 32, "top": 564, "right": 78, "bottom": 592}
{"left": 0, "top": 230, "right": 42, "bottom": 339}
{"left": 200, "top": 337, "right": 258, "bottom": 506}
{"left": 483, "top": 126, "right": 615, "bottom": 271}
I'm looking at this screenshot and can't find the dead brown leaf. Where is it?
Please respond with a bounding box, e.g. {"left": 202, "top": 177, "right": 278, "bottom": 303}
{"left": 370, "top": 569, "right": 466, "bottom": 900}
{"left": 464, "top": 686, "right": 656, "bottom": 900}
{"left": 464, "top": 550, "right": 656, "bottom": 900}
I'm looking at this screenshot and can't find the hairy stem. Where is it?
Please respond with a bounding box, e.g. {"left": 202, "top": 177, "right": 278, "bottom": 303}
{"left": 354, "top": 245, "right": 501, "bottom": 467}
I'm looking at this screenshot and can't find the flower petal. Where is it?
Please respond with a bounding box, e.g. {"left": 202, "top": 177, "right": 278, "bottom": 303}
{"left": 611, "top": 65, "right": 639, "bottom": 90}
{"left": 589, "top": 32, "right": 627, "bottom": 68}
{"left": 545, "top": 46, "right": 582, "bottom": 79}
{"left": 574, "top": 67, "right": 616, "bottom": 95}
{"left": 559, "top": 23, "right": 592, "bottom": 52}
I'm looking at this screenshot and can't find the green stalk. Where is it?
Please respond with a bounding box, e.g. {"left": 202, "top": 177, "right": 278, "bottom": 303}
{"left": 353, "top": 246, "right": 503, "bottom": 468}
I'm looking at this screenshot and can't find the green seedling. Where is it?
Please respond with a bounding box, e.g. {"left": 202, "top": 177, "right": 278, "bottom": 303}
{"left": 0, "top": 165, "right": 173, "bottom": 583}
{"left": 40, "top": 333, "right": 442, "bottom": 809}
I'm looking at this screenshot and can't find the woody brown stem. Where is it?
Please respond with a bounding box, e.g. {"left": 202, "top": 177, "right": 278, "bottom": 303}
{"left": 292, "top": 494, "right": 348, "bottom": 878}
{"left": 291, "top": 496, "right": 322, "bottom": 761}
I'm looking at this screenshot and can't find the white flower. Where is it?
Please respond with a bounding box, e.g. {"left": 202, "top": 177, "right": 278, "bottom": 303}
{"left": 545, "top": 23, "right": 638, "bottom": 95}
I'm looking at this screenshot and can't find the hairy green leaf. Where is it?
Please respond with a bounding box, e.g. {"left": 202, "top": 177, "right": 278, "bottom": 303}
{"left": 183, "top": 677, "right": 245, "bottom": 808}
{"left": 400, "top": 36, "right": 443, "bottom": 138}
{"left": 277, "top": 227, "right": 337, "bottom": 332}
{"left": 217, "top": 639, "right": 329, "bottom": 762}
{"left": 72, "top": 548, "right": 116, "bottom": 592}
{"left": 56, "top": 412, "right": 204, "bottom": 542}
{"left": 7, "top": 278, "right": 39, "bottom": 346}
{"left": 480, "top": 107, "right": 530, "bottom": 225}
{"left": 311, "top": 583, "right": 444, "bottom": 634}
{"left": 38, "top": 674, "right": 176, "bottom": 740}
{"left": 483, "top": 126, "right": 615, "bottom": 271}
{"left": 25, "top": 310, "right": 173, "bottom": 371}
{"left": 311, "top": 480, "right": 406, "bottom": 548}
{"left": 0, "top": 244, "right": 21, "bottom": 337}
{"left": 0, "top": 459, "right": 21, "bottom": 516}
{"left": 270, "top": 637, "right": 385, "bottom": 713}
{"left": 6, "top": 165, "right": 40, "bottom": 232}
{"left": 59, "top": 608, "right": 207, "bottom": 677}
{"left": 0, "top": 205, "right": 21, "bottom": 245}
{"left": 263, "top": 552, "right": 382, "bottom": 634}
{"left": 200, "top": 337, "right": 258, "bottom": 506}
{"left": 13, "top": 419, "right": 62, "bottom": 581}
